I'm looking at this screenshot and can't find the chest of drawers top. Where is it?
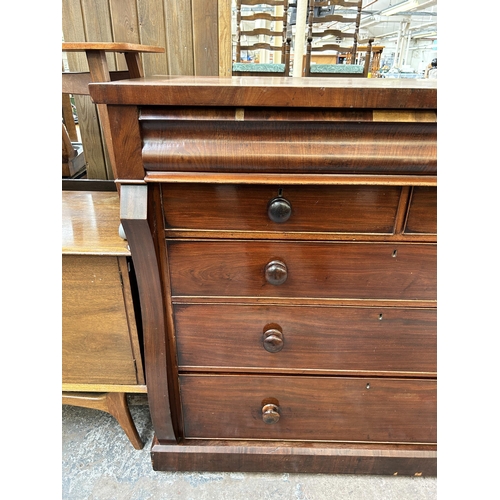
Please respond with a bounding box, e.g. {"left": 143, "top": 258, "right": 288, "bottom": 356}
{"left": 90, "top": 76, "right": 437, "bottom": 108}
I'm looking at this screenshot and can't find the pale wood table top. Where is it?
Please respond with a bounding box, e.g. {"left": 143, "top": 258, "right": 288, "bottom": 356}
{"left": 62, "top": 191, "right": 129, "bottom": 256}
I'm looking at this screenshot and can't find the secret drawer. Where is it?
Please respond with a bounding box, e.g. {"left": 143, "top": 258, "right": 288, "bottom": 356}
{"left": 162, "top": 184, "right": 401, "bottom": 234}
{"left": 174, "top": 304, "right": 436, "bottom": 375}
{"left": 167, "top": 241, "right": 436, "bottom": 300}
{"left": 180, "top": 375, "right": 437, "bottom": 443}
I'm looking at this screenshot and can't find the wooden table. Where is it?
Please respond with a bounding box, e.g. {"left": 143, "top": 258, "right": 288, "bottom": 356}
{"left": 89, "top": 76, "right": 437, "bottom": 473}
{"left": 62, "top": 189, "right": 146, "bottom": 449}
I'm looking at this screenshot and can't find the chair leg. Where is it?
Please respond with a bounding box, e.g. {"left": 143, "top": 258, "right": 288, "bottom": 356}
{"left": 363, "top": 38, "right": 374, "bottom": 77}
{"left": 62, "top": 391, "right": 144, "bottom": 450}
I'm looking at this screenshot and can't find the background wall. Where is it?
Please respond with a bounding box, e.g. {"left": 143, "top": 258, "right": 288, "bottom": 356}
{"left": 62, "top": 0, "right": 232, "bottom": 179}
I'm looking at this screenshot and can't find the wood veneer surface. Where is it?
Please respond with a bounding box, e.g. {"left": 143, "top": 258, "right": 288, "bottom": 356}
{"left": 62, "top": 255, "right": 140, "bottom": 385}
{"left": 167, "top": 240, "right": 437, "bottom": 300}
{"left": 142, "top": 120, "right": 436, "bottom": 174}
{"left": 162, "top": 184, "right": 401, "bottom": 233}
{"left": 89, "top": 76, "right": 437, "bottom": 108}
{"left": 180, "top": 374, "right": 437, "bottom": 443}
{"left": 62, "top": 191, "right": 129, "bottom": 256}
{"left": 405, "top": 187, "right": 437, "bottom": 234}
{"left": 174, "top": 304, "right": 436, "bottom": 375}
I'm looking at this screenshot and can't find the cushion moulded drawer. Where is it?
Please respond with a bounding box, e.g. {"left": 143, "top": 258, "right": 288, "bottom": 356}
{"left": 179, "top": 374, "right": 437, "bottom": 444}
{"left": 174, "top": 304, "right": 437, "bottom": 375}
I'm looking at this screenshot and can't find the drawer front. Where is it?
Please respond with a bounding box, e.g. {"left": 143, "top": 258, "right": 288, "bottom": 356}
{"left": 167, "top": 241, "right": 436, "bottom": 300}
{"left": 180, "top": 375, "right": 437, "bottom": 443}
{"left": 142, "top": 119, "right": 437, "bottom": 174}
{"left": 162, "top": 184, "right": 401, "bottom": 234}
{"left": 405, "top": 187, "right": 437, "bottom": 234}
{"left": 174, "top": 304, "right": 436, "bottom": 374}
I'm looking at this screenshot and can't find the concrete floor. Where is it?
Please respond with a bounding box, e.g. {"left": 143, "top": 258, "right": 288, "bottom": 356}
{"left": 62, "top": 395, "right": 437, "bottom": 500}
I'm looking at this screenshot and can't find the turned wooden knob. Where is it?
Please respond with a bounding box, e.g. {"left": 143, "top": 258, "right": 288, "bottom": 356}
{"left": 263, "top": 328, "right": 284, "bottom": 353}
{"left": 262, "top": 403, "right": 280, "bottom": 424}
{"left": 268, "top": 197, "right": 292, "bottom": 223}
{"left": 265, "top": 260, "right": 288, "bottom": 285}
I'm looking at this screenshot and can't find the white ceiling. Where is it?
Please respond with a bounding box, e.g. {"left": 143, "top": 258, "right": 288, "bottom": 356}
{"left": 295, "top": 0, "right": 438, "bottom": 71}
{"left": 357, "top": 0, "right": 437, "bottom": 43}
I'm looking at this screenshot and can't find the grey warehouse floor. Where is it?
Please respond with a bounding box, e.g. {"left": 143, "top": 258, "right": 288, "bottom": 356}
{"left": 62, "top": 395, "right": 438, "bottom": 500}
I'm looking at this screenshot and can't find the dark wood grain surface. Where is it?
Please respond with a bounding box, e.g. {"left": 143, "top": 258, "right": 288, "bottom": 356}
{"left": 180, "top": 374, "right": 437, "bottom": 443}
{"left": 405, "top": 187, "right": 437, "bottom": 234}
{"left": 89, "top": 76, "right": 437, "bottom": 108}
{"left": 162, "top": 184, "right": 401, "bottom": 233}
{"left": 142, "top": 120, "right": 436, "bottom": 174}
{"left": 119, "top": 185, "right": 177, "bottom": 442}
{"left": 151, "top": 438, "right": 436, "bottom": 474}
{"left": 173, "top": 304, "right": 436, "bottom": 375}
{"left": 167, "top": 240, "right": 437, "bottom": 300}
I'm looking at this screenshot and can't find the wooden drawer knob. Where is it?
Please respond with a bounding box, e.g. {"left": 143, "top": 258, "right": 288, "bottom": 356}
{"left": 262, "top": 403, "right": 280, "bottom": 424}
{"left": 263, "top": 328, "right": 284, "bottom": 353}
{"left": 268, "top": 197, "right": 292, "bottom": 223}
{"left": 265, "top": 260, "right": 288, "bottom": 285}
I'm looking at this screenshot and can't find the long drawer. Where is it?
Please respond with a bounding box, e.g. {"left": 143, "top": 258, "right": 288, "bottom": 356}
{"left": 180, "top": 374, "right": 437, "bottom": 443}
{"left": 162, "top": 184, "right": 402, "bottom": 234}
{"left": 141, "top": 119, "right": 437, "bottom": 174}
{"left": 174, "top": 304, "right": 436, "bottom": 375}
{"left": 167, "top": 241, "right": 436, "bottom": 300}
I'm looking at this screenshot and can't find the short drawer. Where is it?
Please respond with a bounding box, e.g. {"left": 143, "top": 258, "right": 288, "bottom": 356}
{"left": 167, "top": 241, "right": 436, "bottom": 300}
{"left": 174, "top": 304, "right": 436, "bottom": 375}
{"left": 162, "top": 184, "right": 401, "bottom": 234}
{"left": 180, "top": 375, "right": 437, "bottom": 443}
{"left": 405, "top": 187, "right": 437, "bottom": 234}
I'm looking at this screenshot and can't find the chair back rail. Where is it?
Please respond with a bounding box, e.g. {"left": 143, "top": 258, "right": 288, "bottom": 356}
{"left": 234, "top": 0, "right": 291, "bottom": 77}
{"left": 304, "top": 0, "right": 373, "bottom": 78}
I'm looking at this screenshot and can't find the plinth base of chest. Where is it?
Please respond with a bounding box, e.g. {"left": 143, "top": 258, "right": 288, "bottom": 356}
{"left": 151, "top": 438, "right": 437, "bottom": 476}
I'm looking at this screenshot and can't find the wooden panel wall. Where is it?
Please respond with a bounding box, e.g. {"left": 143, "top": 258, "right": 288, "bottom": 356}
{"left": 62, "top": 0, "right": 232, "bottom": 179}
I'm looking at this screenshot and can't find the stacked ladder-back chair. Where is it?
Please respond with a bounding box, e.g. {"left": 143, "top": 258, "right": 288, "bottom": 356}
{"left": 304, "top": 0, "right": 373, "bottom": 77}
{"left": 233, "top": 0, "right": 291, "bottom": 76}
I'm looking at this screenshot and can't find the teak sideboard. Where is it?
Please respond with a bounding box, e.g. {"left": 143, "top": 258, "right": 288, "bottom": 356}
{"left": 89, "top": 77, "right": 437, "bottom": 475}
{"left": 62, "top": 189, "right": 146, "bottom": 449}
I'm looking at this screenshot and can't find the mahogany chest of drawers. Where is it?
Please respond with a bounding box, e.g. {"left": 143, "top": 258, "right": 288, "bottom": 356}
{"left": 90, "top": 77, "right": 437, "bottom": 475}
